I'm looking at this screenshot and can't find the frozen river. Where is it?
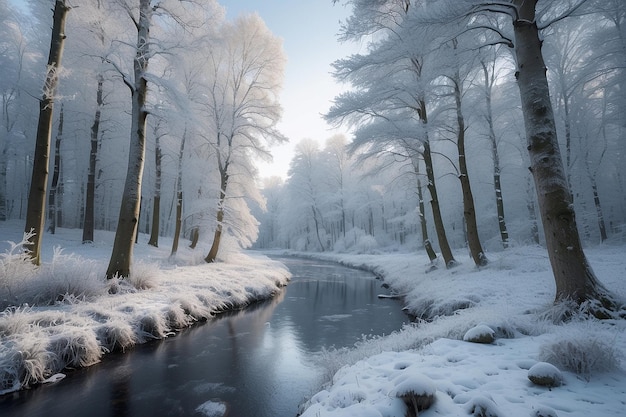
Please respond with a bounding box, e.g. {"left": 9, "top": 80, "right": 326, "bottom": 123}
{"left": 0, "top": 257, "right": 410, "bottom": 417}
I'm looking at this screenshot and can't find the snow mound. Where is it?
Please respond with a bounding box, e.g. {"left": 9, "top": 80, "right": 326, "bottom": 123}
{"left": 463, "top": 324, "right": 496, "bottom": 344}
{"left": 528, "top": 362, "right": 563, "bottom": 387}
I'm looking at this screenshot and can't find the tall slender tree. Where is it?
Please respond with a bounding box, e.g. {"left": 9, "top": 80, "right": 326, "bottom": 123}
{"left": 510, "top": 0, "right": 615, "bottom": 307}
{"left": 106, "top": 0, "right": 153, "bottom": 278}
{"left": 24, "top": 0, "right": 70, "bottom": 264}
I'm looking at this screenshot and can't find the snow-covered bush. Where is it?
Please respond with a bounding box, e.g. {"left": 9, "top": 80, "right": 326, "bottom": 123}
{"left": 0, "top": 233, "right": 39, "bottom": 309}
{"left": 334, "top": 228, "right": 380, "bottom": 254}
{"left": 538, "top": 325, "right": 621, "bottom": 377}
{"left": 95, "top": 320, "right": 137, "bottom": 352}
{"left": 128, "top": 260, "right": 160, "bottom": 290}
{"left": 0, "top": 336, "right": 50, "bottom": 393}
{"left": 48, "top": 329, "right": 102, "bottom": 369}
{"left": 0, "top": 236, "right": 107, "bottom": 309}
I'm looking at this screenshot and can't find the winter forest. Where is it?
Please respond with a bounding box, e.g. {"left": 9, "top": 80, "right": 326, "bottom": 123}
{"left": 1, "top": 0, "right": 626, "bottom": 414}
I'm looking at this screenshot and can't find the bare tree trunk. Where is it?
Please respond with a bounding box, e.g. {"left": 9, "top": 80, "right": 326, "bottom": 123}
{"left": 148, "top": 132, "right": 161, "bottom": 247}
{"left": 412, "top": 156, "right": 437, "bottom": 262}
{"left": 480, "top": 60, "right": 509, "bottom": 248}
{"left": 205, "top": 166, "right": 228, "bottom": 263}
{"left": 423, "top": 140, "right": 456, "bottom": 267}
{"left": 453, "top": 70, "right": 487, "bottom": 266}
{"left": 512, "top": 0, "right": 614, "bottom": 309}
{"left": 106, "top": 0, "right": 151, "bottom": 278}
{"left": 170, "top": 128, "right": 186, "bottom": 257}
{"left": 47, "top": 104, "right": 63, "bottom": 234}
{"left": 189, "top": 227, "right": 199, "bottom": 249}
{"left": 590, "top": 180, "right": 607, "bottom": 242}
{"left": 311, "top": 205, "right": 326, "bottom": 251}
{"left": 24, "top": 0, "right": 69, "bottom": 264}
{"left": 82, "top": 73, "right": 103, "bottom": 243}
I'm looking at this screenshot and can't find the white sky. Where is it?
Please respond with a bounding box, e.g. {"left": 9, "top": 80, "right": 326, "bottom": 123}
{"left": 220, "top": 1, "right": 358, "bottom": 179}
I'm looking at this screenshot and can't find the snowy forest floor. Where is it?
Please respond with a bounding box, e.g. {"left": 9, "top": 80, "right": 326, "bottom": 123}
{"left": 1, "top": 220, "right": 626, "bottom": 417}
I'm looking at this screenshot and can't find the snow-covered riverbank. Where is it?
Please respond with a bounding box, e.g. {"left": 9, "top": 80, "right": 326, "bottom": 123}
{"left": 0, "top": 221, "right": 290, "bottom": 395}
{"left": 284, "top": 246, "right": 626, "bottom": 417}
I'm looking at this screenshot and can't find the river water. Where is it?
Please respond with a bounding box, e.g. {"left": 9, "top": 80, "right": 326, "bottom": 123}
{"left": 0, "top": 257, "right": 410, "bottom": 417}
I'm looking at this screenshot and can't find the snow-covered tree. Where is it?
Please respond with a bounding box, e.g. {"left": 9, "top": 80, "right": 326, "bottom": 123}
{"left": 200, "top": 14, "right": 286, "bottom": 263}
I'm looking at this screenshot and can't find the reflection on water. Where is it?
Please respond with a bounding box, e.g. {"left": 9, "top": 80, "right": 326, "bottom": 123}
{"left": 0, "top": 257, "right": 410, "bottom": 417}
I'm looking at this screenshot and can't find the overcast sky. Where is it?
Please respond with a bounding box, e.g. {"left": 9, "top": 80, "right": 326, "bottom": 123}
{"left": 221, "top": 1, "right": 358, "bottom": 179}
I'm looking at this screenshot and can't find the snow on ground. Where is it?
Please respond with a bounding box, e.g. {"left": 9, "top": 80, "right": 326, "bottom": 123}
{"left": 0, "top": 221, "right": 290, "bottom": 395}
{"left": 1, "top": 219, "right": 626, "bottom": 417}
{"left": 289, "top": 245, "right": 626, "bottom": 417}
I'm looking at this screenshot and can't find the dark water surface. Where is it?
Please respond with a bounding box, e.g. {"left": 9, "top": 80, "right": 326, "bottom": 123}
{"left": 0, "top": 257, "right": 410, "bottom": 417}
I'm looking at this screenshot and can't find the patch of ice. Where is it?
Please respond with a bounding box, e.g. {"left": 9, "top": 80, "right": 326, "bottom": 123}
{"left": 42, "top": 373, "right": 66, "bottom": 384}
{"left": 195, "top": 400, "right": 227, "bottom": 417}
{"left": 319, "top": 314, "right": 352, "bottom": 321}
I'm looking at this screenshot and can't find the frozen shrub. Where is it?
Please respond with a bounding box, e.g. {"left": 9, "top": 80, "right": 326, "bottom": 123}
{"left": 6, "top": 337, "right": 51, "bottom": 389}
{"left": 0, "top": 232, "right": 39, "bottom": 309}
{"left": 165, "top": 304, "right": 192, "bottom": 330}
{"left": 48, "top": 330, "right": 102, "bottom": 369}
{"left": 96, "top": 321, "right": 136, "bottom": 352}
{"left": 129, "top": 260, "right": 160, "bottom": 290}
{"left": 0, "top": 240, "right": 107, "bottom": 309}
{"left": 538, "top": 326, "right": 621, "bottom": 377}
{"left": 137, "top": 312, "right": 169, "bottom": 340}
{"left": 28, "top": 248, "right": 106, "bottom": 305}
{"left": 392, "top": 374, "right": 436, "bottom": 416}
{"left": 355, "top": 234, "right": 379, "bottom": 254}
{"left": 464, "top": 395, "right": 502, "bottom": 417}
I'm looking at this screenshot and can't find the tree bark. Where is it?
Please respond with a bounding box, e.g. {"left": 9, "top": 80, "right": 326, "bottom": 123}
{"left": 189, "top": 227, "right": 199, "bottom": 249}
{"left": 24, "top": 0, "right": 69, "bottom": 264}
{"left": 512, "top": 0, "right": 611, "bottom": 306}
{"left": 47, "top": 104, "right": 63, "bottom": 234}
{"left": 423, "top": 140, "right": 456, "bottom": 267}
{"left": 170, "top": 128, "right": 186, "bottom": 257}
{"left": 106, "top": 0, "right": 151, "bottom": 278}
{"left": 148, "top": 132, "right": 162, "bottom": 247}
{"left": 82, "top": 73, "right": 103, "bottom": 243}
{"left": 205, "top": 165, "right": 228, "bottom": 263}
{"left": 412, "top": 156, "right": 437, "bottom": 262}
